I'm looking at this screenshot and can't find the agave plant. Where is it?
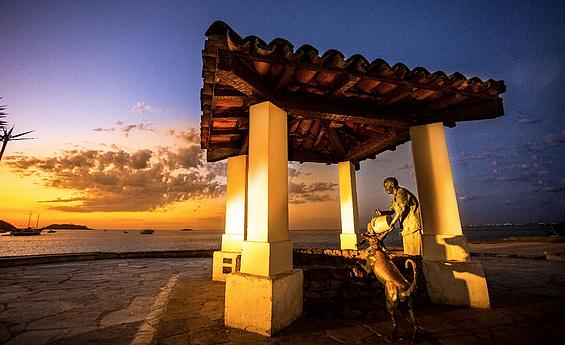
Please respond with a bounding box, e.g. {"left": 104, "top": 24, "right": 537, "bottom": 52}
{"left": 0, "top": 98, "right": 34, "bottom": 162}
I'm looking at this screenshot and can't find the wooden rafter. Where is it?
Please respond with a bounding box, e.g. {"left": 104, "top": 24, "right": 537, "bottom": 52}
{"left": 345, "top": 128, "right": 398, "bottom": 161}
{"left": 329, "top": 74, "right": 361, "bottom": 97}
{"left": 275, "top": 65, "right": 295, "bottom": 91}
{"left": 326, "top": 128, "right": 346, "bottom": 159}
{"left": 222, "top": 51, "right": 501, "bottom": 101}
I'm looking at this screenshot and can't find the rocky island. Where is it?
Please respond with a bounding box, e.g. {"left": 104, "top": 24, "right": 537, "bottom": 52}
{"left": 43, "top": 224, "right": 92, "bottom": 230}
{"left": 0, "top": 220, "right": 17, "bottom": 231}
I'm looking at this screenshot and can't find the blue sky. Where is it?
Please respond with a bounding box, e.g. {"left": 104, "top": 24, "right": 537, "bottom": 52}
{"left": 1, "top": 0, "right": 564, "bottom": 228}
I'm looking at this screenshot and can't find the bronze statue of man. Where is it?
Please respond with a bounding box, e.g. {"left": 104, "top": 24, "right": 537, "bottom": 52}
{"left": 373, "top": 177, "right": 422, "bottom": 255}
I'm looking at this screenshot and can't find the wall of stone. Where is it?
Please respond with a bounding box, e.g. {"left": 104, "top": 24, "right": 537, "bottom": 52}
{"left": 293, "top": 248, "right": 428, "bottom": 319}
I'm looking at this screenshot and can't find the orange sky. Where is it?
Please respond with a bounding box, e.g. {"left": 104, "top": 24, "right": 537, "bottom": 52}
{"left": 1, "top": 116, "right": 390, "bottom": 230}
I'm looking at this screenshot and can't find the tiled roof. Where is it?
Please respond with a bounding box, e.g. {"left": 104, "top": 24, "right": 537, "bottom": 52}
{"left": 200, "top": 21, "right": 506, "bottom": 164}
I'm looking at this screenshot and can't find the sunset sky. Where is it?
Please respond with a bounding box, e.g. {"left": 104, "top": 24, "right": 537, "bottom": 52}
{"left": 1, "top": 1, "right": 564, "bottom": 229}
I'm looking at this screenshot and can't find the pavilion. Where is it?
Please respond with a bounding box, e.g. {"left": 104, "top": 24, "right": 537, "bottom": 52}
{"left": 200, "top": 21, "right": 505, "bottom": 336}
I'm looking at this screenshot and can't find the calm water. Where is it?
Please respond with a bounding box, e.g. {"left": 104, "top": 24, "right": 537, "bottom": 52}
{"left": 0, "top": 226, "right": 562, "bottom": 257}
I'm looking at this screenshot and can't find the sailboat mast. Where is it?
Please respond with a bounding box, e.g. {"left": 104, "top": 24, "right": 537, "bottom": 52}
{"left": 35, "top": 214, "right": 40, "bottom": 229}
{"left": 27, "top": 211, "right": 32, "bottom": 228}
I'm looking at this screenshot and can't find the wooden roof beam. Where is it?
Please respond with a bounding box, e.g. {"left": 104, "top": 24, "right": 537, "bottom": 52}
{"left": 275, "top": 65, "right": 295, "bottom": 91}
{"left": 329, "top": 74, "right": 361, "bottom": 97}
{"left": 288, "top": 109, "right": 410, "bottom": 129}
{"left": 345, "top": 128, "right": 398, "bottom": 161}
{"left": 326, "top": 128, "right": 346, "bottom": 159}
{"left": 289, "top": 150, "right": 339, "bottom": 164}
{"left": 224, "top": 51, "right": 501, "bottom": 101}
{"left": 215, "top": 51, "right": 275, "bottom": 101}
{"left": 207, "top": 147, "right": 242, "bottom": 162}
{"left": 417, "top": 98, "right": 504, "bottom": 124}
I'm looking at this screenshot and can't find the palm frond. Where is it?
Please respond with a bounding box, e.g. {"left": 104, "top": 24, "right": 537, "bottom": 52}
{"left": 11, "top": 130, "right": 35, "bottom": 138}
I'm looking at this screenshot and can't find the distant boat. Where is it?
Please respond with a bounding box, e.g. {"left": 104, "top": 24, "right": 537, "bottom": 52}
{"left": 47, "top": 230, "right": 56, "bottom": 233}
{"left": 11, "top": 212, "right": 43, "bottom": 236}
{"left": 181, "top": 228, "right": 193, "bottom": 231}
{"left": 11, "top": 228, "right": 43, "bottom": 236}
{"left": 140, "top": 229, "right": 154, "bottom": 234}
{"left": 123, "top": 231, "right": 129, "bottom": 233}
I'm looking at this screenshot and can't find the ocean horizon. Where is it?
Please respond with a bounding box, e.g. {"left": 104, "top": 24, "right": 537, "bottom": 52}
{"left": 1, "top": 224, "right": 563, "bottom": 258}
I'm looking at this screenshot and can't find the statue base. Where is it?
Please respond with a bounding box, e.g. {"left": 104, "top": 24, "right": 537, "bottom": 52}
{"left": 423, "top": 260, "right": 490, "bottom": 308}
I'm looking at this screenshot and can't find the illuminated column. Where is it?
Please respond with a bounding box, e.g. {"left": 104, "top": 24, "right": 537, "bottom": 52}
{"left": 410, "top": 122, "right": 490, "bottom": 308}
{"left": 225, "top": 101, "right": 303, "bottom": 336}
{"left": 338, "top": 161, "right": 360, "bottom": 249}
{"left": 212, "top": 155, "right": 247, "bottom": 282}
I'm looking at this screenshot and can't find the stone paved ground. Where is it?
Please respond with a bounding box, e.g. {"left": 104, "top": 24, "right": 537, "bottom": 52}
{"left": 0, "top": 258, "right": 210, "bottom": 345}
{"left": 1, "top": 242, "right": 564, "bottom": 345}
{"left": 156, "top": 256, "right": 565, "bottom": 345}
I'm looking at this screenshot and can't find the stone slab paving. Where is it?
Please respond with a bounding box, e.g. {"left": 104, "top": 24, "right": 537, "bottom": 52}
{"left": 0, "top": 258, "right": 211, "bottom": 345}
{"left": 155, "top": 256, "right": 565, "bottom": 345}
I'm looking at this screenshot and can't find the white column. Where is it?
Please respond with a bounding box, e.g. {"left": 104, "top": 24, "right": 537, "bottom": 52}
{"left": 338, "top": 161, "right": 360, "bottom": 249}
{"left": 212, "top": 155, "right": 247, "bottom": 281}
{"left": 410, "top": 122, "right": 468, "bottom": 261}
{"left": 410, "top": 122, "right": 490, "bottom": 308}
{"left": 225, "top": 102, "right": 303, "bottom": 336}
{"left": 241, "top": 101, "right": 292, "bottom": 276}
{"left": 223, "top": 155, "right": 248, "bottom": 251}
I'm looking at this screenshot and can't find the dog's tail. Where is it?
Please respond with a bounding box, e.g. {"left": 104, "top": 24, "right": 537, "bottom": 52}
{"left": 400, "top": 259, "right": 417, "bottom": 299}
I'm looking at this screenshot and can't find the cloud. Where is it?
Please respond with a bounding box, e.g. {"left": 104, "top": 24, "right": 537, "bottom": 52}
{"left": 458, "top": 195, "right": 480, "bottom": 202}
{"left": 398, "top": 163, "right": 413, "bottom": 171}
{"left": 131, "top": 101, "right": 153, "bottom": 113}
{"left": 455, "top": 148, "right": 501, "bottom": 168}
{"left": 544, "top": 130, "right": 565, "bottom": 145}
{"left": 6, "top": 147, "right": 223, "bottom": 212}
{"left": 516, "top": 112, "right": 541, "bottom": 124}
{"left": 288, "top": 180, "right": 337, "bottom": 204}
{"left": 94, "top": 120, "right": 157, "bottom": 137}
{"left": 121, "top": 120, "right": 156, "bottom": 137}
{"left": 286, "top": 165, "right": 336, "bottom": 204}
{"left": 166, "top": 128, "right": 200, "bottom": 145}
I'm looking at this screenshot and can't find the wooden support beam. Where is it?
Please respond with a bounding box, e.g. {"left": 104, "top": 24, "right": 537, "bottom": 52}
{"left": 288, "top": 109, "right": 410, "bottom": 129}
{"left": 240, "top": 134, "right": 249, "bottom": 155}
{"left": 381, "top": 85, "right": 413, "bottom": 105}
{"left": 336, "top": 126, "right": 362, "bottom": 146}
{"left": 207, "top": 147, "right": 242, "bottom": 162}
{"left": 222, "top": 51, "right": 503, "bottom": 101}
{"left": 313, "top": 127, "right": 327, "bottom": 151}
{"left": 216, "top": 51, "right": 275, "bottom": 101}
{"left": 418, "top": 98, "right": 504, "bottom": 124}
{"left": 345, "top": 128, "right": 398, "bottom": 161}
{"left": 275, "top": 65, "right": 295, "bottom": 91}
{"left": 419, "top": 93, "right": 467, "bottom": 113}
{"left": 329, "top": 74, "right": 361, "bottom": 97}
{"left": 326, "top": 128, "right": 346, "bottom": 159}
{"left": 289, "top": 150, "right": 339, "bottom": 164}
{"left": 213, "top": 95, "right": 245, "bottom": 108}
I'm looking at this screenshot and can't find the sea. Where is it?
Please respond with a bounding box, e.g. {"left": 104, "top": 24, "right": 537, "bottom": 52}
{"left": 0, "top": 225, "right": 563, "bottom": 257}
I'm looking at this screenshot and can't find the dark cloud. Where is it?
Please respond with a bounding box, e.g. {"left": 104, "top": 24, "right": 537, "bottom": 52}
{"left": 6, "top": 147, "right": 223, "bottom": 212}
{"left": 167, "top": 128, "right": 200, "bottom": 145}
{"left": 287, "top": 165, "right": 336, "bottom": 204}
{"left": 516, "top": 112, "right": 541, "bottom": 124}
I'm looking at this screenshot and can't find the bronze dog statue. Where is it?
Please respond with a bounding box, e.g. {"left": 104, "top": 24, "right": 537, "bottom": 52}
{"left": 355, "top": 233, "right": 418, "bottom": 340}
